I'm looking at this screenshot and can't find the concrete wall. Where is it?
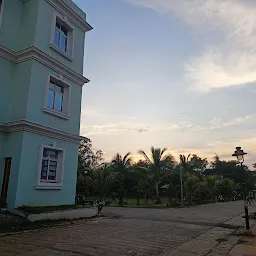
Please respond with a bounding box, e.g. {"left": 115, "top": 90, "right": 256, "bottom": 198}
{"left": 34, "top": 0, "right": 86, "bottom": 74}
{"left": 0, "top": 0, "right": 23, "bottom": 50}
{"left": 4, "top": 132, "right": 23, "bottom": 209}
{"left": 9, "top": 61, "right": 32, "bottom": 121}
{"left": 0, "top": 58, "right": 13, "bottom": 122}
{"left": 0, "top": 0, "right": 88, "bottom": 209}
{"left": 15, "top": 132, "right": 79, "bottom": 208}
{"left": 0, "top": 133, "right": 5, "bottom": 194}
{"left": 18, "top": 0, "right": 39, "bottom": 50}
{"left": 26, "top": 60, "right": 82, "bottom": 134}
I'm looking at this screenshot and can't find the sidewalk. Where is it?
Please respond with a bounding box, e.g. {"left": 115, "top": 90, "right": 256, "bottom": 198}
{"left": 228, "top": 219, "right": 256, "bottom": 256}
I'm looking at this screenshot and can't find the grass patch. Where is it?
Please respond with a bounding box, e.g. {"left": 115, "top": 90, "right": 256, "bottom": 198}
{"left": 108, "top": 197, "right": 181, "bottom": 209}
{"left": 248, "top": 212, "right": 256, "bottom": 219}
{"left": 0, "top": 216, "right": 103, "bottom": 234}
{"left": 18, "top": 204, "right": 80, "bottom": 214}
{"left": 124, "top": 204, "right": 167, "bottom": 209}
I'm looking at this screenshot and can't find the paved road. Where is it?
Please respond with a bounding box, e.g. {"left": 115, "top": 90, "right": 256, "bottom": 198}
{"left": 0, "top": 201, "right": 246, "bottom": 256}
{"left": 103, "top": 201, "right": 244, "bottom": 226}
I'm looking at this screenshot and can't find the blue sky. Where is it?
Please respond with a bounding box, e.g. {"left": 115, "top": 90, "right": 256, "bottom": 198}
{"left": 73, "top": 0, "right": 256, "bottom": 166}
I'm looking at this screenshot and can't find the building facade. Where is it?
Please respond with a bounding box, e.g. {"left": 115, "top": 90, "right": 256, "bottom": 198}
{"left": 0, "top": 0, "right": 92, "bottom": 209}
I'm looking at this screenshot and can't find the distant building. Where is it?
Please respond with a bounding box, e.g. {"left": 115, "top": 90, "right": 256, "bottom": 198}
{"left": 0, "top": 0, "right": 92, "bottom": 209}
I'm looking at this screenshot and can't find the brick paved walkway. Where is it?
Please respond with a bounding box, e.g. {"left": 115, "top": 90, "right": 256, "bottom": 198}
{"left": 0, "top": 201, "right": 249, "bottom": 256}
{"left": 0, "top": 218, "right": 210, "bottom": 255}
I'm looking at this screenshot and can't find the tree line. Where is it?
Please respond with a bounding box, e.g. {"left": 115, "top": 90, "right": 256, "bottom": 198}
{"left": 76, "top": 139, "right": 256, "bottom": 206}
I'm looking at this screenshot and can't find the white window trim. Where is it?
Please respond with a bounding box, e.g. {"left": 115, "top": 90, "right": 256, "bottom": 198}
{"left": 36, "top": 145, "right": 65, "bottom": 190}
{"left": 43, "top": 74, "right": 71, "bottom": 120}
{"left": 50, "top": 12, "right": 75, "bottom": 61}
{"left": 0, "top": 0, "right": 5, "bottom": 30}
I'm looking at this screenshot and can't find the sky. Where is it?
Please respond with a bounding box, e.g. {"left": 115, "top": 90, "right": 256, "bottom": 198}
{"left": 73, "top": 0, "right": 256, "bottom": 166}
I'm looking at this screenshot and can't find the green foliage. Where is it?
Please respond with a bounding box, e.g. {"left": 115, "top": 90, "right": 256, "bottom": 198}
{"left": 76, "top": 139, "right": 104, "bottom": 199}
{"left": 138, "top": 147, "right": 175, "bottom": 204}
{"left": 110, "top": 152, "right": 133, "bottom": 206}
{"left": 185, "top": 174, "right": 199, "bottom": 199}
{"left": 77, "top": 142, "right": 256, "bottom": 207}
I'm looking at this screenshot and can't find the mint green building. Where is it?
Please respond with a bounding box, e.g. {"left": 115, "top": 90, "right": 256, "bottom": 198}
{"left": 0, "top": 0, "right": 92, "bottom": 209}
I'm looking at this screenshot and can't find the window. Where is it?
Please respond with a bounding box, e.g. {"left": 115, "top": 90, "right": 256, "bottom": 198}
{"left": 43, "top": 76, "right": 70, "bottom": 119}
{"left": 54, "top": 21, "right": 68, "bottom": 53}
{"left": 41, "top": 148, "right": 59, "bottom": 182}
{"left": 47, "top": 79, "right": 64, "bottom": 112}
{"left": 37, "top": 146, "right": 64, "bottom": 189}
{"left": 50, "top": 15, "right": 74, "bottom": 60}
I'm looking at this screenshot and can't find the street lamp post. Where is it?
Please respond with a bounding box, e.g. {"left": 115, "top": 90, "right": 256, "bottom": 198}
{"left": 232, "top": 147, "right": 249, "bottom": 230}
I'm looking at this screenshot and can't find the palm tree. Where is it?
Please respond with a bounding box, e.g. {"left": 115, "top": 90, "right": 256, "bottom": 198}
{"left": 179, "top": 154, "right": 191, "bottom": 173}
{"left": 111, "top": 152, "right": 132, "bottom": 206}
{"left": 138, "top": 147, "right": 174, "bottom": 204}
{"left": 92, "top": 164, "right": 115, "bottom": 201}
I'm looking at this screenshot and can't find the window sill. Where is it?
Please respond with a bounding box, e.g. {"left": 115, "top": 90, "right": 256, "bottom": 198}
{"left": 35, "top": 184, "right": 63, "bottom": 190}
{"left": 43, "top": 107, "right": 69, "bottom": 120}
{"left": 50, "top": 43, "right": 74, "bottom": 62}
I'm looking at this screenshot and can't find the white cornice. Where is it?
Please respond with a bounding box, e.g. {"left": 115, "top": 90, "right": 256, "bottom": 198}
{"left": 0, "top": 44, "right": 89, "bottom": 86}
{"left": 45, "top": 0, "right": 93, "bottom": 32}
{"left": 0, "top": 120, "right": 88, "bottom": 144}
{"left": 21, "top": 0, "right": 93, "bottom": 32}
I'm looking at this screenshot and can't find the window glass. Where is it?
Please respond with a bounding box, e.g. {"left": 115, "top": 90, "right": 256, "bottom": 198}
{"left": 54, "top": 92, "right": 63, "bottom": 112}
{"left": 43, "top": 148, "right": 49, "bottom": 157}
{"left": 55, "top": 85, "right": 63, "bottom": 93}
{"left": 53, "top": 19, "right": 69, "bottom": 53}
{"left": 41, "top": 160, "right": 48, "bottom": 180}
{"left": 62, "top": 26, "right": 68, "bottom": 36}
{"left": 47, "top": 89, "right": 54, "bottom": 109}
{"left": 56, "top": 22, "right": 61, "bottom": 29}
{"left": 48, "top": 160, "right": 57, "bottom": 180}
{"left": 60, "top": 34, "right": 67, "bottom": 52}
{"left": 49, "top": 150, "right": 58, "bottom": 159}
{"left": 49, "top": 81, "right": 56, "bottom": 89}
{"left": 54, "top": 29, "right": 60, "bottom": 47}
{"left": 47, "top": 79, "right": 65, "bottom": 113}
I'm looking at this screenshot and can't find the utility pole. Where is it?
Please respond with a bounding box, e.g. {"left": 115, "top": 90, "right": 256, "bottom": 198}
{"left": 180, "top": 165, "right": 184, "bottom": 207}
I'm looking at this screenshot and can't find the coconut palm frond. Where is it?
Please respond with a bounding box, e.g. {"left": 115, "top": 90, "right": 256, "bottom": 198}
{"left": 123, "top": 152, "right": 132, "bottom": 166}
{"left": 138, "top": 150, "right": 152, "bottom": 163}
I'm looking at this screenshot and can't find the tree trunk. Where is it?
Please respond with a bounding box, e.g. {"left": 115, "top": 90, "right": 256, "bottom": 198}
{"left": 155, "top": 181, "right": 161, "bottom": 204}
{"left": 136, "top": 197, "right": 140, "bottom": 205}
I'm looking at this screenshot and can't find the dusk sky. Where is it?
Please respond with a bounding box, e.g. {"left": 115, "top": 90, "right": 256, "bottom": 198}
{"left": 73, "top": 0, "right": 256, "bottom": 166}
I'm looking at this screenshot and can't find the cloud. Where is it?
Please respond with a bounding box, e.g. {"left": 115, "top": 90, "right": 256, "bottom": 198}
{"left": 81, "top": 114, "right": 254, "bottom": 137}
{"left": 207, "top": 115, "right": 253, "bottom": 130}
{"left": 127, "top": 0, "right": 256, "bottom": 92}
{"left": 81, "top": 122, "right": 153, "bottom": 136}
{"left": 168, "top": 117, "right": 194, "bottom": 129}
